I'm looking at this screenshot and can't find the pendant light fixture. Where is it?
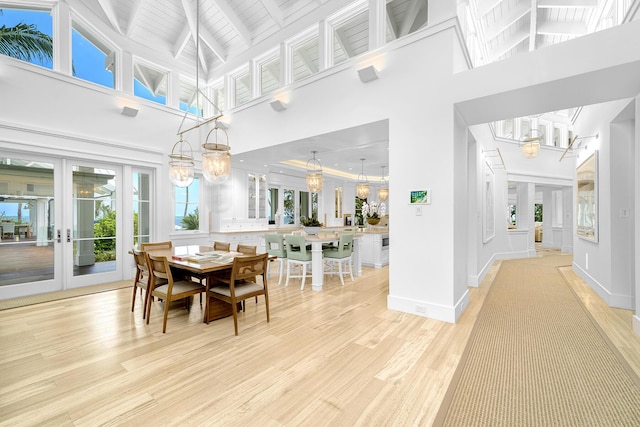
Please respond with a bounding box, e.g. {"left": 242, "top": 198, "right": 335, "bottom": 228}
{"left": 306, "top": 150, "right": 323, "bottom": 193}
{"left": 377, "top": 165, "right": 389, "bottom": 202}
{"left": 168, "top": 136, "right": 194, "bottom": 187}
{"left": 356, "top": 158, "right": 370, "bottom": 199}
{"left": 520, "top": 129, "right": 541, "bottom": 159}
{"left": 170, "top": 0, "right": 230, "bottom": 186}
{"left": 202, "top": 122, "right": 231, "bottom": 183}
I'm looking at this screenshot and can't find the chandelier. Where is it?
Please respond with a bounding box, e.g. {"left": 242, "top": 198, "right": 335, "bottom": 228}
{"left": 356, "top": 158, "right": 370, "bottom": 199}
{"left": 168, "top": 136, "right": 194, "bottom": 187}
{"left": 521, "top": 129, "right": 542, "bottom": 159}
{"left": 377, "top": 165, "right": 388, "bottom": 202}
{"left": 202, "top": 123, "right": 231, "bottom": 183}
{"left": 170, "top": 0, "right": 230, "bottom": 186}
{"left": 306, "top": 150, "right": 323, "bottom": 193}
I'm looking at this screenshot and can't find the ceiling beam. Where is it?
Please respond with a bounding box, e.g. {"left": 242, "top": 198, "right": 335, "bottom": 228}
{"left": 296, "top": 46, "right": 318, "bottom": 74}
{"left": 260, "top": 0, "right": 284, "bottom": 28}
{"left": 212, "top": 0, "right": 252, "bottom": 45}
{"left": 529, "top": 0, "right": 537, "bottom": 51}
{"left": 125, "top": 0, "right": 146, "bottom": 38}
{"left": 477, "top": 0, "right": 504, "bottom": 16}
{"left": 180, "top": 0, "right": 207, "bottom": 73}
{"left": 385, "top": 3, "right": 399, "bottom": 40}
{"left": 484, "top": 1, "right": 531, "bottom": 40}
{"left": 538, "top": 0, "right": 598, "bottom": 7}
{"left": 399, "top": 0, "right": 423, "bottom": 37}
{"left": 488, "top": 28, "right": 529, "bottom": 61}
{"left": 334, "top": 27, "right": 354, "bottom": 58}
{"left": 198, "top": 26, "right": 227, "bottom": 64}
{"left": 173, "top": 27, "right": 191, "bottom": 59}
{"left": 538, "top": 21, "right": 588, "bottom": 35}
{"left": 96, "top": 0, "right": 122, "bottom": 34}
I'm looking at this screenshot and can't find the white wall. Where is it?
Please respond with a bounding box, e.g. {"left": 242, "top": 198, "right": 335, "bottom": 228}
{"left": 573, "top": 98, "right": 636, "bottom": 310}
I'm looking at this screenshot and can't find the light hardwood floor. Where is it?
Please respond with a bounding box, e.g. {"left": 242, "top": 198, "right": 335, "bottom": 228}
{"left": 1, "top": 256, "right": 639, "bottom": 426}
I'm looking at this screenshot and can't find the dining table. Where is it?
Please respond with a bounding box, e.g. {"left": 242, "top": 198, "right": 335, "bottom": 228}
{"left": 143, "top": 245, "right": 269, "bottom": 323}
{"left": 288, "top": 232, "right": 362, "bottom": 292}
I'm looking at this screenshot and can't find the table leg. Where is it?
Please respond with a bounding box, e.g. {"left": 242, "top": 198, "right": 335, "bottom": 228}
{"left": 352, "top": 238, "right": 362, "bottom": 277}
{"left": 310, "top": 241, "right": 324, "bottom": 291}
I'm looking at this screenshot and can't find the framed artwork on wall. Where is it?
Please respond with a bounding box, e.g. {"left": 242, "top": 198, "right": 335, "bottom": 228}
{"left": 576, "top": 150, "right": 598, "bottom": 242}
{"left": 483, "top": 160, "right": 495, "bottom": 243}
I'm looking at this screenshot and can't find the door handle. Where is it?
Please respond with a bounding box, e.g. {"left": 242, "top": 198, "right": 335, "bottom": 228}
{"left": 66, "top": 229, "right": 71, "bottom": 243}
{"left": 56, "top": 229, "right": 61, "bottom": 243}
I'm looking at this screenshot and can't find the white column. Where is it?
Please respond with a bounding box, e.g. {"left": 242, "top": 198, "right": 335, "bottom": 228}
{"left": 561, "top": 186, "right": 573, "bottom": 253}
{"left": 527, "top": 182, "right": 536, "bottom": 257}
{"left": 318, "top": 20, "right": 331, "bottom": 71}
{"left": 368, "top": 0, "right": 386, "bottom": 51}
{"left": 52, "top": 1, "right": 72, "bottom": 75}
{"left": 120, "top": 51, "right": 134, "bottom": 94}
{"left": 542, "top": 188, "right": 553, "bottom": 247}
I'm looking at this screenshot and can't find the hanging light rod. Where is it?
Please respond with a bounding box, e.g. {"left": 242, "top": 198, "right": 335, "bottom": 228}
{"left": 559, "top": 133, "right": 598, "bottom": 162}
{"left": 176, "top": 112, "right": 223, "bottom": 137}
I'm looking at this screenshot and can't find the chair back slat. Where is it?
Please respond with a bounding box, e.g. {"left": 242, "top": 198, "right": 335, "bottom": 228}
{"left": 237, "top": 244, "right": 257, "bottom": 255}
{"left": 213, "top": 241, "right": 231, "bottom": 251}
{"left": 132, "top": 249, "right": 148, "bottom": 271}
{"left": 232, "top": 253, "right": 268, "bottom": 283}
{"left": 147, "top": 253, "right": 171, "bottom": 281}
{"left": 265, "top": 234, "right": 286, "bottom": 258}
{"left": 140, "top": 241, "right": 172, "bottom": 251}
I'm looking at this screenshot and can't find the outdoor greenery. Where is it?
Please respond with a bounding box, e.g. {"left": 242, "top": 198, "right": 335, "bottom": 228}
{"left": 535, "top": 204, "right": 543, "bottom": 222}
{"left": 182, "top": 208, "right": 199, "bottom": 230}
{"left": 94, "top": 203, "right": 115, "bottom": 262}
{"left": 300, "top": 216, "right": 322, "bottom": 227}
{"left": 284, "top": 189, "right": 294, "bottom": 224}
{"left": 0, "top": 22, "right": 52, "bottom": 63}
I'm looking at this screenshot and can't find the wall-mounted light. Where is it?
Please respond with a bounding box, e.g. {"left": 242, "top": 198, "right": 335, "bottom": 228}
{"left": 270, "top": 99, "right": 287, "bottom": 112}
{"left": 121, "top": 106, "right": 138, "bottom": 117}
{"left": 358, "top": 65, "right": 379, "bottom": 83}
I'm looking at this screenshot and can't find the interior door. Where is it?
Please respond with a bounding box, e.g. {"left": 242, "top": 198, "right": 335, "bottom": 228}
{"left": 65, "top": 160, "right": 123, "bottom": 289}
{"left": 0, "top": 153, "right": 63, "bottom": 299}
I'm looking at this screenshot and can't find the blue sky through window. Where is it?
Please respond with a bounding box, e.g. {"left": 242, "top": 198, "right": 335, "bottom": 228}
{"left": 0, "top": 8, "right": 52, "bottom": 69}
{"left": 2, "top": 8, "right": 169, "bottom": 103}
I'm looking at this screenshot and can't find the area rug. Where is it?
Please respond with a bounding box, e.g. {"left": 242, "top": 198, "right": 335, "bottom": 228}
{"left": 435, "top": 256, "right": 640, "bottom": 426}
{"left": 0, "top": 280, "right": 131, "bottom": 310}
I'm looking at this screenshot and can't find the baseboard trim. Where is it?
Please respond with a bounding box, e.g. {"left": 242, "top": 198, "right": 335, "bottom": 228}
{"left": 633, "top": 315, "right": 640, "bottom": 337}
{"left": 573, "top": 262, "right": 633, "bottom": 310}
{"left": 387, "top": 292, "right": 466, "bottom": 323}
{"left": 469, "top": 251, "right": 530, "bottom": 287}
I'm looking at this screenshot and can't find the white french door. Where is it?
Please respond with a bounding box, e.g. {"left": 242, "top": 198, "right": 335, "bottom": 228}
{"left": 64, "top": 159, "right": 123, "bottom": 289}
{"left": 0, "top": 153, "right": 124, "bottom": 299}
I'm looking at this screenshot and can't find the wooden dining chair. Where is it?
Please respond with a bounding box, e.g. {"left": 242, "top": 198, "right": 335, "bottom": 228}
{"left": 206, "top": 253, "right": 270, "bottom": 335}
{"left": 140, "top": 241, "right": 172, "bottom": 251}
{"left": 213, "top": 241, "right": 231, "bottom": 251}
{"left": 237, "top": 244, "right": 257, "bottom": 255}
{"left": 131, "top": 249, "right": 152, "bottom": 318}
{"left": 145, "top": 253, "right": 205, "bottom": 333}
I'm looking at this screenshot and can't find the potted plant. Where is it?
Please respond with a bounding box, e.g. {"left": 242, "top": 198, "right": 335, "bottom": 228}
{"left": 301, "top": 216, "right": 323, "bottom": 235}
{"left": 362, "top": 201, "right": 385, "bottom": 226}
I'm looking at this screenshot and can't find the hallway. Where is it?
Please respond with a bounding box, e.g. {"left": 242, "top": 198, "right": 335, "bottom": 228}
{"left": 1, "top": 252, "right": 639, "bottom": 425}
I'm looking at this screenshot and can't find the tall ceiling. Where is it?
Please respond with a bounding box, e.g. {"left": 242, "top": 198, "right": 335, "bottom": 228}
{"left": 469, "top": 0, "right": 635, "bottom": 65}
{"left": 72, "top": 0, "right": 428, "bottom": 81}
{"left": 34, "top": 0, "right": 638, "bottom": 178}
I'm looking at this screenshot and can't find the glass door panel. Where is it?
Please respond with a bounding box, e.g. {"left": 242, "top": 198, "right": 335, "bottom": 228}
{"left": 0, "top": 154, "right": 62, "bottom": 299}
{"left": 67, "top": 162, "right": 122, "bottom": 288}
